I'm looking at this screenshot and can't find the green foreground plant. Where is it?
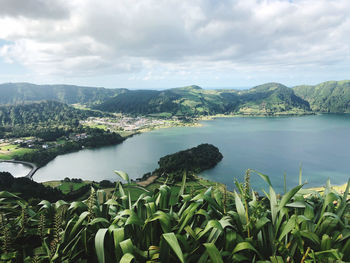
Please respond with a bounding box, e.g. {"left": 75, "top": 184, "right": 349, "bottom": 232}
{"left": 0, "top": 170, "right": 349, "bottom": 262}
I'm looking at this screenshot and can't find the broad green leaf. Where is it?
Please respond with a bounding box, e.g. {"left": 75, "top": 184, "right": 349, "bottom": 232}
{"left": 314, "top": 249, "right": 341, "bottom": 260}
{"left": 234, "top": 191, "right": 246, "bottom": 225}
{"left": 255, "top": 217, "right": 270, "bottom": 232}
{"left": 337, "top": 178, "right": 350, "bottom": 217}
{"left": 203, "top": 243, "right": 223, "bottom": 263}
{"left": 178, "top": 171, "right": 186, "bottom": 198}
{"left": 105, "top": 199, "right": 119, "bottom": 206}
{"left": 120, "top": 239, "right": 134, "bottom": 255}
{"left": 285, "top": 201, "right": 306, "bottom": 208}
{"left": 69, "top": 211, "right": 89, "bottom": 240}
{"left": 299, "top": 230, "right": 320, "bottom": 245}
{"left": 319, "top": 192, "right": 338, "bottom": 220}
{"left": 0, "top": 191, "right": 19, "bottom": 199}
{"left": 233, "top": 241, "right": 261, "bottom": 258}
{"left": 270, "top": 186, "right": 277, "bottom": 225}
{"left": 95, "top": 228, "right": 108, "bottom": 263}
{"left": 278, "top": 184, "right": 303, "bottom": 211}
{"left": 162, "top": 233, "right": 185, "bottom": 263}
{"left": 115, "top": 170, "right": 130, "bottom": 183}
{"left": 270, "top": 256, "right": 284, "bottom": 263}
{"left": 278, "top": 215, "right": 296, "bottom": 241}
{"left": 120, "top": 253, "right": 135, "bottom": 263}
{"left": 197, "top": 220, "right": 223, "bottom": 239}
{"left": 112, "top": 228, "right": 125, "bottom": 260}
{"left": 68, "top": 201, "right": 88, "bottom": 212}
{"left": 251, "top": 170, "right": 272, "bottom": 187}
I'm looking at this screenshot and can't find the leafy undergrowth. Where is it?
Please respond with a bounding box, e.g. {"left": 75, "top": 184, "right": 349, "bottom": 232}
{"left": 0, "top": 170, "right": 349, "bottom": 262}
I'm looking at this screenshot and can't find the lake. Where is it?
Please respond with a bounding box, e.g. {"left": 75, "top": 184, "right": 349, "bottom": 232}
{"left": 0, "top": 162, "right": 31, "bottom": 177}
{"left": 5, "top": 114, "right": 350, "bottom": 192}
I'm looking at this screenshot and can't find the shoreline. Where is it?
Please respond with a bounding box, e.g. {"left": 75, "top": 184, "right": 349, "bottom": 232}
{"left": 133, "top": 172, "right": 349, "bottom": 194}
{"left": 0, "top": 159, "right": 38, "bottom": 179}
{"left": 3, "top": 113, "right": 348, "bottom": 192}
{"left": 125, "top": 111, "right": 315, "bottom": 135}
{"left": 195, "top": 112, "right": 316, "bottom": 121}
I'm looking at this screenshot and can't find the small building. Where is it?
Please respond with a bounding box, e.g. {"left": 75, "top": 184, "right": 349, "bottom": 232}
{"left": 42, "top": 144, "right": 49, "bottom": 149}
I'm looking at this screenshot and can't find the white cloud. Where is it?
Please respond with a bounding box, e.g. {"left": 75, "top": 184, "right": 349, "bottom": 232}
{"left": 0, "top": 0, "right": 350, "bottom": 81}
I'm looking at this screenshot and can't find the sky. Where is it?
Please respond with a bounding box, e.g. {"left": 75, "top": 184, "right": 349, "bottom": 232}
{"left": 0, "top": 0, "right": 349, "bottom": 90}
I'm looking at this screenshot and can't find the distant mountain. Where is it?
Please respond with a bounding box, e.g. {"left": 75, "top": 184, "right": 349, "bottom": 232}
{"left": 0, "top": 83, "right": 126, "bottom": 105}
{"left": 5, "top": 80, "right": 350, "bottom": 115}
{"left": 294, "top": 80, "right": 350, "bottom": 113}
{"left": 94, "top": 83, "right": 311, "bottom": 115}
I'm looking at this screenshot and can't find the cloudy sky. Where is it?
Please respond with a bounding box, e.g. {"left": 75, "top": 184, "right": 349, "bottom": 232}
{"left": 0, "top": 0, "right": 349, "bottom": 89}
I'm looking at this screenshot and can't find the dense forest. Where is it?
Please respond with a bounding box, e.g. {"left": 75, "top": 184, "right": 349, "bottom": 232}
{"left": 294, "top": 80, "right": 350, "bottom": 112}
{"left": 0, "top": 101, "right": 125, "bottom": 166}
{"left": 143, "top": 144, "right": 223, "bottom": 182}
{"left": 14, "top": 129, "right": 124, "bottom": 167}
{"left": 0, "top": 101, "right": 105, "bottom": 127}
{"left": 0, "top": 172, "right": 63, "bottom": 202}
{"left": 94, "top": 84, "right": 311, "bottom": 116}
{"left": 0, "top": 101, "right": 111, "bottom": 141}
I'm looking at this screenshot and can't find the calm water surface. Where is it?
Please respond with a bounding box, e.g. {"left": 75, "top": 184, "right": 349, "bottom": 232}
{"left": 28, "top": 114, "right": 350, "bottom": 192}
{"left": 0, "top": 162, "right": 31, "bottom": 177}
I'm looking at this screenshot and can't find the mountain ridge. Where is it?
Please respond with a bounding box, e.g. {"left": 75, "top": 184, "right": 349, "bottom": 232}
{"left": 1, "top": 80, "right": 349, "bottom": 114}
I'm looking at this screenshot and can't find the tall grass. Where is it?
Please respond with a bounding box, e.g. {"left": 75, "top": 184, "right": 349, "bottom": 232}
{"left": 0, "top": 171, "right": 349, "bottom": 262}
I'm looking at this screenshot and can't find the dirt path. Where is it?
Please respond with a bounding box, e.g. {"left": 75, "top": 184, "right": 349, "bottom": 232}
{"left": 136, "top": 175, "right": 158, "bottom": 187}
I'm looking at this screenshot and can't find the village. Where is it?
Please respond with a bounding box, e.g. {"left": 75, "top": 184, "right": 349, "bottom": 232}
{"left": 0, "top": 133, "right": 89, "bottom": 160}
{"left": 0, "top": 115, "right": 195, "bottom": 161}
{"left": 80, "top": 115, "right": 185, "bottom": 133}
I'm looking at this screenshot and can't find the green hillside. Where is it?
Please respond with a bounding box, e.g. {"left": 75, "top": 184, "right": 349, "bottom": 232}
{"left": 294, "top": 80, "right": 350, "bottom": 112}
{"left": 0, "top": 83, "right": 126, "bottom": 105}
{"left": 0, "top": 100, "right": 104, "bottom": 126}
{"left": 4, "top": 80, "right": 350, "bottom": 115}
{"left": 95, "top": 83, "right": 311, "bottom": 116}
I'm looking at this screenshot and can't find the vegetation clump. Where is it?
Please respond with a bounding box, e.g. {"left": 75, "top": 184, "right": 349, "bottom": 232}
{"left": 0, "top": 171, "right": 348, "bottom": 262}
{"left": 0, "top": 172, "right": 63, "bottom": 202}
{"left": 143, "top": 143, "right": 223, "bottom": 182}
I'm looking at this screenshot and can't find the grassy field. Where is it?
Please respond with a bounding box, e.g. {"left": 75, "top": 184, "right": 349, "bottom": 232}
{"left": 43, "top": 180, "right": 93, "bottom": 194}
{"left": 0, "top": 143, "right": 34, "bottom": 160}
{"left": 56, "top": 139, "right": 67, "bottom": 145}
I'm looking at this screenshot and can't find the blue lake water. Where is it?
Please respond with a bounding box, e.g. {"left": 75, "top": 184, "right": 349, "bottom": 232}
{"left": 23, "top": 114, "right": 350, "bottom": 192}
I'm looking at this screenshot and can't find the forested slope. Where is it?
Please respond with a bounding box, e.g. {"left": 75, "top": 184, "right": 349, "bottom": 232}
{"left": 0, "top": 83, "right": 125, "bottom": 105}
{"left": 294, "top": 80, "right": 350, "bottom": 112}
{"left": 0, "top": 100, "right": 104, "bottom": 126}
{"left": 94, "top": 83, "right": 311, "bottom": 115}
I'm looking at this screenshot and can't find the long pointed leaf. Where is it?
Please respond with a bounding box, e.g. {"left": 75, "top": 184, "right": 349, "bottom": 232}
{"left": 162, "top": 233, "right": 185, "bottom": 263}
{"left": 203, "top": 243, "right": 223, "bottom": 263}
{"left": 95, "top": 228, "right": 108, "bottom": 263}
{"left": 115, "top": 170, "right": 130, "bottom": 184}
